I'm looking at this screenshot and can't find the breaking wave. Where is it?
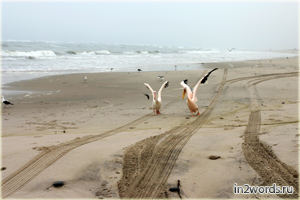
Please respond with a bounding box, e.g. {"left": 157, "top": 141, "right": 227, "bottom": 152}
{"left": 1, "top": 50, "right": 57, "bottom": 58}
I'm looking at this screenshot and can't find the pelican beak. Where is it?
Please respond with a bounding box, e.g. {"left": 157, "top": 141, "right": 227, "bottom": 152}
{"left": 182, "top": 89, "right": 186, "bottom": 99}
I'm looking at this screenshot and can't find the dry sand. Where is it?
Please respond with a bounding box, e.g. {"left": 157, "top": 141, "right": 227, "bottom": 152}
{"left": 1, "top": 57, "right": 299, "bottom": 199}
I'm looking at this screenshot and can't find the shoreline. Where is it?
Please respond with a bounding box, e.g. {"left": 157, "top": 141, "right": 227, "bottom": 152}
{"left": 2, "top": 56, "right": 298, "bottom": 85}
{"left": 1, "top": 57, "right": 299, "bottom": 198}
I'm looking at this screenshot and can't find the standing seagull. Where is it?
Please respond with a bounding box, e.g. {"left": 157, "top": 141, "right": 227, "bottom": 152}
{"left": 144, "top": 81, "right": 169, "bottom": 115}
{"left": 180, "top": 68, "right": 218, "bottom": 116}
{"left": 158, "top": 75, "right": 165, "bottom": 81}
{"left": 2, "top": 96, "right": 14, "bottom": 107}
{"left": 84, "top": 76, "right": 87, "bottom": 82}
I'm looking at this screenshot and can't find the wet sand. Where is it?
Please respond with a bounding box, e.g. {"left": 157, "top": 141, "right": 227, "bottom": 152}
{"left": 1, "top": 57, "right": 299, "bottom": 198}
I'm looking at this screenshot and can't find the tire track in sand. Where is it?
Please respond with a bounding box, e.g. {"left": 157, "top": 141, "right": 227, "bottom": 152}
{"left": 3, "top": 70, "right": 297, "bottom": 198}
{"left": 1, "top": 72, "right": 202, "bottom": 198}
{"left": 118, "top": 71, "right": 298, "bottom": 198}
{"left": 241, "top": 74, "right": 299, "bottom": 199}
{"left": 118, "top": 69, "right": 228, "bottom": 198}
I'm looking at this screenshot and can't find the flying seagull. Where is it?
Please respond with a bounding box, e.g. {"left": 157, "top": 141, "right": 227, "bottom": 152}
{"left": 144, "top": 81, "right": 169, "bottom": 115}
{"left": 2, "top": 96, "right": 14, "bottom": 107}
{"left": 180, "top": 68, "right": 218, "bottom": 116}
{"left": 227, "top": 48, "right": 235, "bottom": 52}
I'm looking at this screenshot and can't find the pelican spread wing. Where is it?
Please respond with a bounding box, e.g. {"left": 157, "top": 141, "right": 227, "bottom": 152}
{"left": 144, "top": 83, "right": 155, "bottom": 97}
{"left": 158, "top": 81, "right": 169, "bottom": 100}
{"left": 192, "top": 68, "right": 218, "bottom": 98}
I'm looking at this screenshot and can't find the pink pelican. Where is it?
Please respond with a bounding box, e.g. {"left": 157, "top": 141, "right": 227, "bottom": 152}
{"left": 180, "top": 68, "right": 218, "bottom": 116}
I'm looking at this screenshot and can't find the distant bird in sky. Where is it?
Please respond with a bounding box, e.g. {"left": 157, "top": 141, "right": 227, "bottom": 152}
{"left": 144, "top": 81, "right": 169, "bottom": 115}
{"left": 2, "top": 96, "right": 14, "bottom": 107}
{"left": 227, "top": 48, "right": 235, "bottom": 52}
{"left": 84, "top": 76, "right": 87, "bottom": 82}
{"left": 180, "top": 68, "right": 218, "bottom": 116}
{"left": 293, "top": 48, "right": 297, "bottom": 53}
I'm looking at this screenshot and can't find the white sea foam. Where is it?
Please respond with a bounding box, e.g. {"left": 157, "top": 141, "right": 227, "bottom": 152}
{"left": 95, "top": 50, "right": 111, "bottom": 54}
{"left": 79, "top": 51, "right": 97, "bottom": 56}
{"left": 1, "top": 50, "right": 56, "bottom": 57}
{"left": 123, "top": 51, "right": 135, "bottom": 55}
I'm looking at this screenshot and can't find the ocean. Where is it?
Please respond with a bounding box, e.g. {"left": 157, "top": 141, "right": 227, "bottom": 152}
{"left": 1, "top": 40, "right": 297, "bottom": 84}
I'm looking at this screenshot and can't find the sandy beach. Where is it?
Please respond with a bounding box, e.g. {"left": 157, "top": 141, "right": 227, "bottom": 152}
{"left": 1, "top": 57, "right": 299, "bottom": 199}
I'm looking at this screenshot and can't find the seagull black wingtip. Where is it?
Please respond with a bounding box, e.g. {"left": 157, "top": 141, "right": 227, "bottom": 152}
{"left": 144, "top": 94, "right": 150, "bottom": 100}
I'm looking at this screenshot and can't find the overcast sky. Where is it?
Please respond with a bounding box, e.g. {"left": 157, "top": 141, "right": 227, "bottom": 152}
{"left": 1, "top": 0, "right": 299, "bottom": 50}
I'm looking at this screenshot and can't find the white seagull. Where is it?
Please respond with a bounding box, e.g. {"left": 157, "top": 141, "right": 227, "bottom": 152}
{"left": 227, "top": 48, "right": 235, "bottom": 52}
{"left": 84, "top": 76, "right": 87, "bottom": 82}
{"left": 144, "top": 81, "right": 169, "bottom": 115}
{"left": 158, "top": 75, "right": 165, "bottom": 81}
{"left": 2, "top": 96, "right": 14, "bottom": 107}
{"left": 180, "top": 68, "right": 218, "bottom": 116}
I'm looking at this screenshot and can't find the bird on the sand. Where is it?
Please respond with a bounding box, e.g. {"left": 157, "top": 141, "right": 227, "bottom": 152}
{"left": 180, "top": 68, "right": 218, "bottom": 116}
{"left": 158, "top": 75, "right": 165, "bottom": 81}
{"left": 84, "top": 76, "right": 87, "bottom": 82}
{"left": 144, "top": 81, "right": 169, "bottom": 115}
{"left": 2, "top": 96, "right": 14, "bottom": 107}
{"left": 169, "top": 180, "right": 182, "bottom": 199}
